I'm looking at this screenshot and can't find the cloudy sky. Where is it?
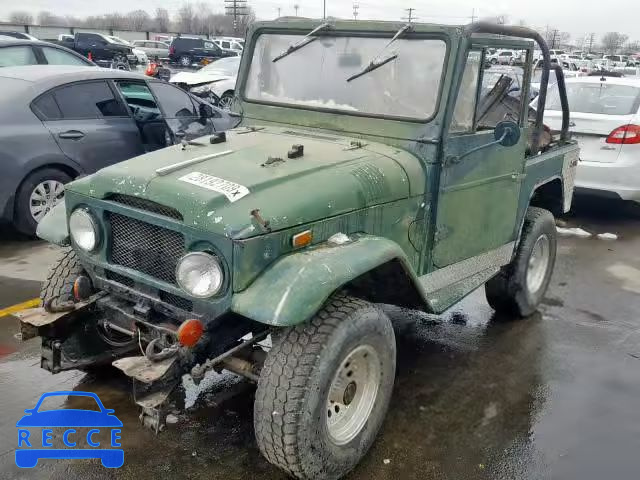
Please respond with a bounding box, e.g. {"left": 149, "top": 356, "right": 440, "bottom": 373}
{"left": 7, "top": 0, "right": 639, "bottom": 42}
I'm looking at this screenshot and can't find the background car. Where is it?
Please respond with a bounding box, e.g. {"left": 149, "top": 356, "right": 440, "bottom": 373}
{"left": 169, "top": 36, "right": 236, "bottom": 67}
{"left": 0, "top": 39, "right": 94, "bottom": 67}
{"left": 132, "top": 40, "right": 170, "bottom": 59}
{"left": 107, "top": 36, "right": 148, "bottom": 64}
{"left": 541, "top": 76, "right": 640, "bottom": 203}
{"left": 170, "top": 56, "right": 240, "bottom": 109}
{"left": 488, "top": 49, "right": 519, "bottom": 65}
{"left": 0, "top": 65, "right": 234, "bottom": 235}
{"left": 212, "top": 38, "right": 244, "bottom": 55}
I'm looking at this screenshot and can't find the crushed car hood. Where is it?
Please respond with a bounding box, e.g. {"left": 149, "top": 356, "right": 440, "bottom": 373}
{"left": 170, "top": 70, "right": 233, "bottom": 86}
{"left": 68, "top": 126, "right": 419, "bottom": 239}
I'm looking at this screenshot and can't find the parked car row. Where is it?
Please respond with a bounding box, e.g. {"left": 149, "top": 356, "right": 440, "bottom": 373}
{"left": 0, "top": 65, "right": 236, "bottom": 235}
{"left": 540, "top": 76, "right": 640, "bottom": 202}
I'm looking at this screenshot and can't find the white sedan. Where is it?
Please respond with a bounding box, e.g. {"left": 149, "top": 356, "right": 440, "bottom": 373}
{"left": 543, "top": 76, "right": 640, "bottom": 202}
{"left": 170, "top": 56, "right": 240, "bottom": 109}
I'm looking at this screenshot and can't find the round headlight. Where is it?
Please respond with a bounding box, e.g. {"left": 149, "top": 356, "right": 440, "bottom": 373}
{"left": 176, "top": 252, "right": 223, "bottom": 298}
{"left": 69, "top": 209, "right": 99, "bottom": 252}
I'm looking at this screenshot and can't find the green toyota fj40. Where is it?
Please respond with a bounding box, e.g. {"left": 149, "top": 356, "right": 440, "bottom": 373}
{"left": 22, "top": 19, "right": 577, "bottom": 479}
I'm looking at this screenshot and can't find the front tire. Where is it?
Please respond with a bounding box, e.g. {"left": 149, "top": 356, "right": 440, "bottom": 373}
{"left": 218, "top": 91, "right": 235, "bottom": 110}
{"left": 254, "top": 295, "right": 396, "bottom": 480}
{"left": 14, "top": 168, "right": 71, "bottom": 236}
{"left": 41, "top": 249, "right": 134, "bottom": 371}
{"left": 485, "top": 207, "right": 557, "bottom": 317}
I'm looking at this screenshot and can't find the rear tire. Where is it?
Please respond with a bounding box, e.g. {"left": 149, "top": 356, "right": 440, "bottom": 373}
{"left": 179, "top": 55, "right": 192, "bottom": 67}
{"left": 485, "top": 207, "right": 557, "bottom": 317}
{"left": 254, "top": 295, "right": 396, "bottom": 480}
{"left": 14, "top": 168, "right": 71, "bottom": 237}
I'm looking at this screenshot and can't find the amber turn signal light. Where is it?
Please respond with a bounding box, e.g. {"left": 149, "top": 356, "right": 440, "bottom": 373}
{"left": 292, "top": 230, "right": 313, "bottom": 248}
{"left": 177, "top": 319, "right": 204, "bottom": 347}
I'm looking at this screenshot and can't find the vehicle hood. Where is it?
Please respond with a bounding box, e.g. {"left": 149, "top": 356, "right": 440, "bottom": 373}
{"left": 68, "top": 126, "right": 417, "bottom": 239}
{"left": 170, "top": 71, "right": 233, "bottom": 86}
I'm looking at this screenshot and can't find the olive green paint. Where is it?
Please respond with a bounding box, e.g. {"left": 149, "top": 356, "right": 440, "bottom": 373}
{"left": 37, "top": 20, "right": 579, "bottom": 326}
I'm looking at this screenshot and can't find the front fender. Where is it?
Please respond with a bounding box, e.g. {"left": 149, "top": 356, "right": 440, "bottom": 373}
{"left": 36, "top": 202, "right": 69, "bottom": 246}
{"left": 231, "top": 235, "right": 422, "bottom": 326}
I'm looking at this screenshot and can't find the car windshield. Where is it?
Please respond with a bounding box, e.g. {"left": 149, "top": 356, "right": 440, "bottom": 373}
{"left": 202, "top": 56, "right": 240, "bottom": 75}
{"left": 245, "top": 33, "right": 447, "bottom": 119}
{"left": 547, "top": 82, "right": 640, "bottom": 115}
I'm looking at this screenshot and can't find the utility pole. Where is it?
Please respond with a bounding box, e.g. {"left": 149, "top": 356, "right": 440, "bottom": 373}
{"left": 402, "top": 8, "right": 416, "bottom": 23}
{"left": 224, "top": 0, "right": 248, "bottom": 35}
{"left": 323, "top": 0, "right": 326, "bottom": 19}
{"left": 353, "top": 2, "right": 359, "bottom": 20}
{"left": 470, "top": 8, "right": 476, "bottom": 23}
{"left": 277, "top": 7, "right": 281, "bottom": 17}
{"left": 587, "top": 32, "right": 595, "bottom": 53}
{"left": 294, "top": 4, "right": 299, "bottom": 16}
{"left": 551, "top": 28, "right": 558, "bottom": 49}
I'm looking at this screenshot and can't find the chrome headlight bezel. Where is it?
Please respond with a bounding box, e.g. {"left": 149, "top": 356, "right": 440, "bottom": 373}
{"left": 69, "top": 208, "right": 100, "bottom": 252}
{"left": 175, "top": 252, "right": 224, "bottom": 298}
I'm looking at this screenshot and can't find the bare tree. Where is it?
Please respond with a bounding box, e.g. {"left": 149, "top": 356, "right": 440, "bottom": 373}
{"left": 177, "top": 3, "right": 195, "bottom": 33}
{"left": 601, "top": 32, "right": 629, "bottom": 54}
{"left": 125, "top": 10, "right": 151, "bottom": 31}
{"left": 155, "top": 8, "right": 171, "bottom": 32}
{"left": 9, "top": 11, "right": 33, "bottom": 24}
{"left": 237, "top": 6, "right": 256, "bottom": 35}
{"left": 36, "top": 11, "right": 68, "bottom": 26}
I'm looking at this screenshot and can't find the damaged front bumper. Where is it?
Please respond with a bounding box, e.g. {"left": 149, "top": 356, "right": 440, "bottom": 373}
{"left": 15, "top": 293, "right": 269, "bottom": 433}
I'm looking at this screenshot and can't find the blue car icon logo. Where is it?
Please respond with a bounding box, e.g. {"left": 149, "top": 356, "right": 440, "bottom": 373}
{"left": 15, "top": 391, "right": 124, "bottom": 468}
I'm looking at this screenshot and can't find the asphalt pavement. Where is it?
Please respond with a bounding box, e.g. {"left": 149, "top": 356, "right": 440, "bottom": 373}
{"left": 0, "top": 196, "right": 639, "bottom": 479}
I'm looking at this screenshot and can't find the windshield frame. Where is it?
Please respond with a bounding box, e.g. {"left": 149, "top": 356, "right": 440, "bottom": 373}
{"left": 239, "top": 26, "right": 451, "bottom": 124}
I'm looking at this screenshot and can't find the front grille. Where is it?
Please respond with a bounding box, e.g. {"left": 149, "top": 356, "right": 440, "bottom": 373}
{"left": 160, "top": 291, "right": 193, "bottom": 312}
{"left": 107, "top": 194, "right": 183, "bottom": 221}
{"left": 105, "top": 270, "right": 135, "bottom": 288}
{"left": 109, "top": 213, "right": 185, "bottom": 284}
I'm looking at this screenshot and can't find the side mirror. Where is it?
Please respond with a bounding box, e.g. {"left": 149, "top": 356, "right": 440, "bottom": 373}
{"left": 494, "top": 120, "right": 521, "bottom": 147}
{"left": 199, "top": 103, "right": 215, "bottom": 118}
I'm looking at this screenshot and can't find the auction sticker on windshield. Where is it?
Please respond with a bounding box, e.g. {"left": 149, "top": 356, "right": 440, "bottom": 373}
{"left": 179, "top": 172, "right": 250, "bottom": 202}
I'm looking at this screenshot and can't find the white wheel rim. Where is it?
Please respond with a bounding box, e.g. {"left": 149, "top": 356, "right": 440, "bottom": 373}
{"left": 326, "top": 344, "right": 381, "bottom": 445}
{"left": 29, "top": 180, "right": 65, "bottom": 223}
{"left": 219, "top": 95, "right": 234, "bottom": 110}
{"left": 527, "top": 234, "right": 550, "bottom": 295}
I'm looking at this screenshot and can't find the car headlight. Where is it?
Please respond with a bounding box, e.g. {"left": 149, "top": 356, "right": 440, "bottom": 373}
{"left": 176, "top": 252, "right": 223, "bottom": 298}
{"left": 69, "top": 209, "right": 99, "bottom": 252}
{"left": 190, "top": 84, "right": 211, "bottom": 94}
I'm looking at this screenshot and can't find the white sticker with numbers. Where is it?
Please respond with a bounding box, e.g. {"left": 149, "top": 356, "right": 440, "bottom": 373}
{"left": 179, "top": 172, "right": 249, "bottom": 202}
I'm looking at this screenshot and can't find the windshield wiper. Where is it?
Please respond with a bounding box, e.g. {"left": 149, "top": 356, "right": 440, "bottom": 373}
{"left": 346, "top": 24, "right": 414, "bottom": 82}
{"left": 272, "top": 22, "right": 333, "bottom": 63}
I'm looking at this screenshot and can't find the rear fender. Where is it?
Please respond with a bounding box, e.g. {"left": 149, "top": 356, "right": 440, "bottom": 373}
{"left": 36, "top": 202, "right": 70, "bottom": 246}
{"left": 231, "top": 235, "right": 427, "bottom": 326}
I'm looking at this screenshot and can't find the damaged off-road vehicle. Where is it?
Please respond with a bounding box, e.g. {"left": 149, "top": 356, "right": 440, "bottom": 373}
{"left": 20, "top": 20, "right": 577, "bottom": 479}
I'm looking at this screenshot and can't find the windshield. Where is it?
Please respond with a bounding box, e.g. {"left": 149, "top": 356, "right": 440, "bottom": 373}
{"left": 245, "top": 33, "right": 447, "bottom": 119}
{"left": 202, "top": 56, "right": 241, "bottom": 75}
{"left": 547, "top": 82, "right": 640, "bottom": 115}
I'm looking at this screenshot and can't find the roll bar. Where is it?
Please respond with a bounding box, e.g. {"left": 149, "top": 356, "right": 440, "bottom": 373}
{"left": 464, "top": 22, "right": 570, "bottom": 154}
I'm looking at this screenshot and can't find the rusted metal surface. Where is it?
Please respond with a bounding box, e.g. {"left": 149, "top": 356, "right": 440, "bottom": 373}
{"left": 191, "top": 330, "right": 270, "bottom": 381}
{"left": 112, "top": 355, "right": 177, "bottom": 383}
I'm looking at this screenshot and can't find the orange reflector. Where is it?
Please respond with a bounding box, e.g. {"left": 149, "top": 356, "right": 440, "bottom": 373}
{"left": 177, "top": 319, "right": 204, "bottom": 347}
{"left": 292, "top": 230, "right": 313, "bottom": 248}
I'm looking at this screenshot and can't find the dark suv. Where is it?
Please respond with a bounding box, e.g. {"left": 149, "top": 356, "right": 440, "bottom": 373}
{"left": 169, "top": 37, "right": 236, "bottom": 67}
